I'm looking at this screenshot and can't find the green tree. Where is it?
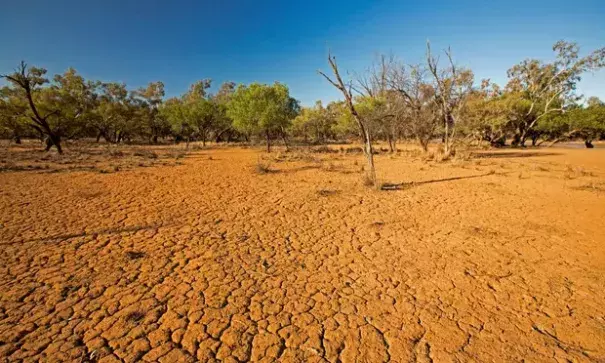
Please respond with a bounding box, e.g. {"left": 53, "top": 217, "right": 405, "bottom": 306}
{"left": 292, "top": 101, "right": 336, "bottom": 144}
{"left": 133, "top": 81, "right": 168, "bottom": 143}
{"left": 506, "top": 40, "right": 605, "bottom": 146}
{"left": 227, "top": 82, "right": 299, "bottom": 152}
{"left": 0, "top": 85, "right": 30, "bottom": 143}
{"left": 1, "top": 62, "right": 65, "bottom": 152}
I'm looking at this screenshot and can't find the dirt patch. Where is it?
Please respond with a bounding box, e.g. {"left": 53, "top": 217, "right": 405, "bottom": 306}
{"left": 1, "top": 144, "right": 605, "bottom": 361}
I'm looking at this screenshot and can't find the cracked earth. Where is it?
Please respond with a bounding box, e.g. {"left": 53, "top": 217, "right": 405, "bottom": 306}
{"left": 1, "top": 145, "right": 605, "bottom": 362}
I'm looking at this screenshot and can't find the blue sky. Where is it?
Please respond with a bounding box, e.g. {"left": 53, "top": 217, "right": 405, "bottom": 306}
{"left": 1, "top": 0, "right": 604, "bottom": 105}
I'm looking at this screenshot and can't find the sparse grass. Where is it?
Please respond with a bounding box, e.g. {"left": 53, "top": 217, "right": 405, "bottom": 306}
{"left": 562, "top": 164, "right": 593, "bottom": 179}
{"left": 317, "top": 189, "right": 339, "bottom": 196}
{"left": 133, "top": 150, "right": 158, "bottom": 159}
{"left": 109, "top": 149, "right": 124, "bottom": 157}
{"left": 344, "top": 146, "right": 363, "bottom": 154}
{"left": 310, "top": 145, "right": 337, "bottom": 154}
{"left": 574, "top": 181, "right": 605, "bottom": 193}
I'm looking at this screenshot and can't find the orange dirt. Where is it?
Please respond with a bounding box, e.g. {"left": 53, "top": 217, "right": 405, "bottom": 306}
{"left": 1, "top": 144, "right": 605, "bottom": 362}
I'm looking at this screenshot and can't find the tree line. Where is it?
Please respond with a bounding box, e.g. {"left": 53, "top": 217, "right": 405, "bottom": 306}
{"left": 1, "top": 41, "right": 604, "bottom": 166}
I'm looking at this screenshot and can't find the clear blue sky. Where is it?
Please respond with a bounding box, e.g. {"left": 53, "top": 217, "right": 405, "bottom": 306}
{"left": 1, "top": 0, "right": 604, "bottom": 105}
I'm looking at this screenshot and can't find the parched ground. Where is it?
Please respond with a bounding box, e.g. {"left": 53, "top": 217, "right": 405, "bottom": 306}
{"left": 1, "top": 143, "right": 605, "bottom": 362}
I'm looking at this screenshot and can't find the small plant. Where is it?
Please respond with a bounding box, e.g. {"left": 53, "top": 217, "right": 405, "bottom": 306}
{"left": 255, "top": 159, "right": 273, "bottom": 174}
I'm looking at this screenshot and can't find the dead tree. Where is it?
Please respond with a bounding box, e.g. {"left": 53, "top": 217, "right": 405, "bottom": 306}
{"left": 387, "top": 63, "right": 439, "bottom": 152}
{"left": 427, "top": 42, "right": 473, "bottom": 156}
{"left": 1, "top": 61, "right": 63, "bottom": 153}
{"left": 319, "top": 52, "right": 376, "bottom": 186}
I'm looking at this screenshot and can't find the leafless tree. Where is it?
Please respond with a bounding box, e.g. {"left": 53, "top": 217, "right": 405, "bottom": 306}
{"left": 387, "top": 62, "right": 439, "bottom": 151}
{"left": 426, "top": 42, "right": 474, "bottom": 156}
{"left": 319, "top": 52, "right": 376, "bottom": 185}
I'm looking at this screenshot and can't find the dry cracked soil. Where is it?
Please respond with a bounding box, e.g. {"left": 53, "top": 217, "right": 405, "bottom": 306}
{"left": 1, "top": 143, "right": 605, "bottom": 362}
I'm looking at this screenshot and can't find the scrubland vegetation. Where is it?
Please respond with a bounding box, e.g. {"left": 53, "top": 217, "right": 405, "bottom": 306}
{"left": 2, "top": 39, "right": 605, "bottom": 362}
{"left": 2, "top": 41, "right": 603, "bottom": 165}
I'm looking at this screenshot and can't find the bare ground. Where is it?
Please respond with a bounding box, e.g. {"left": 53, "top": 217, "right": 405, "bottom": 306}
{"left": 1, "top": 143, "right": 605, "bottom": 362}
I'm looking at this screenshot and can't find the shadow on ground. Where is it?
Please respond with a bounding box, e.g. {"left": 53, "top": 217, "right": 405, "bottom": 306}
{"left": 381, "top": 172, "right": 496, "bottom": 190}
{"left": 472, "top": 151, "right": 561, "bottom": 159}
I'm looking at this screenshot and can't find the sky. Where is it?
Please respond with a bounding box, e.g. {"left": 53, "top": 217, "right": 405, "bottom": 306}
{"left": 1, "top": 0, "right": 604, "bottom": 106}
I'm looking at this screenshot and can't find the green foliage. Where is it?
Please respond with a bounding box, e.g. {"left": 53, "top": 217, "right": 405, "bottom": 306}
{"left": 291, "top": 101, "right": 336, "bottom": 143}
{"left": 227, "top": 82, "right": 299, "bottom": 149}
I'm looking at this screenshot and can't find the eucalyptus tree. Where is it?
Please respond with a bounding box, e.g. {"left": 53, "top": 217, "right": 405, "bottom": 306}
{"left": 93, "top": 82, "right": 136, "bottom": 143}
{"left": 506, "top": 41, "right": 605, "bottom": 146}
{"left": 0, "top": 85, "right": 30, "bottom": 143}
{"left": 1, "top": 62, "right": 66, "bottom": 152}
{"left": 133, "top": 81, "right": 167, "bottom": 143}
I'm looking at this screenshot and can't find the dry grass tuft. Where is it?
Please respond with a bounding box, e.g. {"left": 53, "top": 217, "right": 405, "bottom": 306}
{"left": 255, "top": 159, "right": 273, "bottom": 174}
{"left": 133, "top": 150, "right": 158, "bottom": 159}
{"left": 317, "top": 189, "right": 339, "bottom": 197}
{"left": 574, "top": 181, "right": 605, "bottom": 193}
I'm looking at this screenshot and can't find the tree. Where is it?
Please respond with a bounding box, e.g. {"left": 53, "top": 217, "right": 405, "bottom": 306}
{"left": 1, "top": 62, "right": 65, "bottom": 152}
{"left": 94, "top": 82, "right": 137, "bottom": 143}
{"left": 133, "top": 81, "right": 167, "bottom": 143}
{"left": 426, "top": 43, "right": 474, "bottom": 155}
{"left": 535, "top": 105, "right": 605, "bottom": 148}
{"left": 160, "top": 98, "right": 195, "bottom": 148}
{"left": 0, "top": 86, "right": 30, "bottom": 143}
{"left": 319, "top": 53, "right": 378, "bottom": 185}
{"left": 387, "top": 63, "right": 440, "bottom": 151}
{"left": 212, "top": 82, "right": 236, "bottom": 142}
{"left": 459, "top": 80, "right": 509, "bottom": 146}
{"left": 227, "top": 82, "right": 299, "bottom": 152}
{"left": 291, "top": 101, "right": 336, "bottom": 144}
{"left": 506, "top": 41, "right": 605, "bottom": 146}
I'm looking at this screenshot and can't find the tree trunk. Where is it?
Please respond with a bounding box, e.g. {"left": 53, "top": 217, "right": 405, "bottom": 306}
{"left": 444, "top": 116, "right": 450, "bottom": 155}
{"left": 363, "top": 132, "right": 376, "bottom": 185}
{"left": 419, "top": 137, "right": 429, "bottom": 152}
{"left": 281, "top": 131, "right": 290, "bottom": 151}
{"left": 266, "top": 130, "right": 271, "bottom": 152}
{"left": 152, "top": 135, "right": 158, "bottom": 144}
{"left": 45, "top": 134, "right": 63, "bottom": 153}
